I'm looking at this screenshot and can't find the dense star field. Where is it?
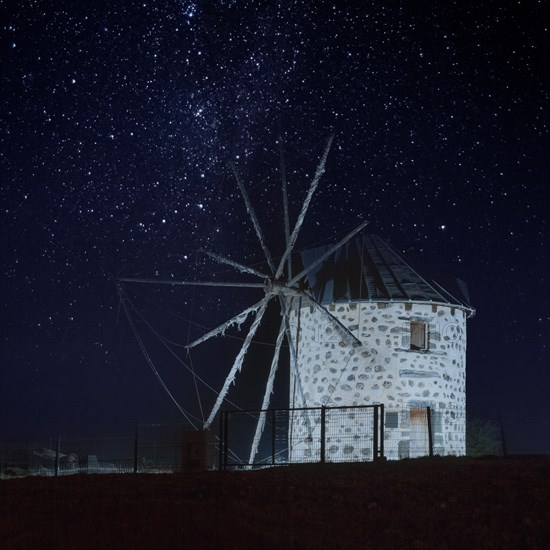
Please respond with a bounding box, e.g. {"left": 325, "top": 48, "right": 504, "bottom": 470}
{"left": 1, "top": 1, "right": 548, "bottom": 452}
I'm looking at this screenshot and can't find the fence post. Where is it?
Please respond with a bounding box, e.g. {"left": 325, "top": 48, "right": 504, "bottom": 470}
{"left": 271, "top": 409, "right": 276, "bottom": 465}
{"left": 55, "top": 435, "right": 60, "bottom": 476}
{"left": 379, "top": 404, "right": 385, "bottom": 460}
{"left": 218, "top": 412, "right": 224, "bottom": 471}
{"left": 320, "top": 406, "right": 326, "bottom": 464}
{"left": 427, "top": 407, "right": 433, "bottom": 457}
{"left": 373, "top": 406, "right": 379, "bottom": 460}
{"left": 134, "top": 421, "right": 139, "bottom": 474}
{"left": 223, "top": 411, "right": 229, "bottom": 471}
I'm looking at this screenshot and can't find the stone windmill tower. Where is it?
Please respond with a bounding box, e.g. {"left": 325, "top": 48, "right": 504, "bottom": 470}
{"left": 119, "top": 136, "right": 474, "bottom": 464}
{"left": 288, "top": 235, "right": 475, "bottom": 461}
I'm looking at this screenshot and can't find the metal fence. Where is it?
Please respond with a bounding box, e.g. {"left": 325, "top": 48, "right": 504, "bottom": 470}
{"left": 219, "top": 404, "right": 468, "bottom": 469}
{"left": 0, "top": 423, "right": 218, "bottom": 478}
{"left": 219, "top": 404, "right": 385, "bottom": 469}
{"left": 383, "top": 406, "right": 467, "bottom": 460}
{"left": 0, "top": 404, "right": 471, "bottom": 477}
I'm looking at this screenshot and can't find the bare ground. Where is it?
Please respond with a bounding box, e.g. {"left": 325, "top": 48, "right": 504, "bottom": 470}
{"left": 1, "top": 456, "right": 549, "bottom": 549}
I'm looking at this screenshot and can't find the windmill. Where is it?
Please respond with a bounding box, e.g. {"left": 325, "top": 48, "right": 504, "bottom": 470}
{"left": 117, "top": 135, "right": 368, "bottom": 464}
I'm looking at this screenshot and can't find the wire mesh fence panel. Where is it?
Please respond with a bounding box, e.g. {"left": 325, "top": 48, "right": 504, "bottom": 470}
{"left": 439, "top": 406, "right": 467, "bottom": 456}
{"left": 325, "top": 407, "right": 376, "bottom": 462}
{"left": 0, "top": 437, "right": 135, "bottom": 477}
{"left": 138, "top": 423, "right": 218, "bottom": 472}
{"left": 271, "top": 409, "right": 291, "bottom": 465}
{"left": 0, "top": 423, "right": 216, "bottom": 478}
{"left": 382, "top": 408, "right": 430, "bottom": 459}
{"left": 246, "top": 409, "right": 290, "bottom": 467}
{"left": 223, "top": 406, "right": 381, "bottom": 467}
{"left": 221, "top": 410, "right": 285, "bottom": 468}
{"left": 383, "top": 410, "right": 407, "bottom": 460}
{"left": 137, "top": 424, "right": 182, "bottom": 473}
{"left": 382, "top": 406, "right": 467, "bottom": 459}
{"left": 1, "top": 442, "right": 52, "bottom": 478}
{"left": 223, "top": 411, "right": 262, "bottom": 467}
{"left": 288, "top": 407, "right": 323, "bottom": 463}
{"left": 409, "top": 408, "right": 430, "bottom": 458}
{"left": 56, "top": 436, "right": 135, "bottom": 475}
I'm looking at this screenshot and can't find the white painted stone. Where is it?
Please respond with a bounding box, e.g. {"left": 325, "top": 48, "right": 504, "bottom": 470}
{"left": 288, "top": 301, "right": 468, "bottom": 461}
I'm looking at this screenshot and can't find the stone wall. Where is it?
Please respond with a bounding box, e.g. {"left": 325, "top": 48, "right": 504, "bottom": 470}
{"left": 288, "top": 300, "right": 468, "bottom": 461}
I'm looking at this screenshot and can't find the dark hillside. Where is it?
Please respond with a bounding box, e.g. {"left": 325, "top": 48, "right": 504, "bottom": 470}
{"left": 1, "top": 456, "right": 549, "bottom": 549}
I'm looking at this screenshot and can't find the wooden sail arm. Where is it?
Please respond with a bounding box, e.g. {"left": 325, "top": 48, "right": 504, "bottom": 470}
{"left": 200, "top": 250, "right": 269, "bottom": 279}
{"left": 203, "top": 295, "right": 272, "bottom": 429}
{"left": 295, "top": 289, "right": 362, "bottom": 348}
{"left": 288, "top": 221, "right": 369, "bottom": 286}
{"left": 186, "top": 297, "right": 269, "bottom": 350}
{"left": 229, "top": 162, "right": 276, "bottom": 275}
{"left": 275, "top": 135, "right": 334, "bottom": 279}
{"left": 117, "top": 277, "right": 265, "bottom": 289}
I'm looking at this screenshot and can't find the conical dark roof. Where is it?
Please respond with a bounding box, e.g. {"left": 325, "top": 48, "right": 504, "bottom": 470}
{"left": 298, "top": 234, "right": 474, "bottom": 315}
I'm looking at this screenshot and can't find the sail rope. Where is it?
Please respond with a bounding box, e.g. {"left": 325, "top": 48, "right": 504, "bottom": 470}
{"left": 117, "top": 284, "right": 200, "bottom": 428}
{"left": 121, "top": 287, "right": 243, "bottom": 409}
{"left": 131, "top": 287, "right": 280, "bottom": 347}
{"left": 119, "top": 285, "right": 253, "bottom": 464}
{"left": 121, "top": 285, "right": 272, "bottom": 434}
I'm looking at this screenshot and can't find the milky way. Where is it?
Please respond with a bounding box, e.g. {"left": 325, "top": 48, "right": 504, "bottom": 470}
{"left": 1, "top": 1, "right": 548, "bottom": 451}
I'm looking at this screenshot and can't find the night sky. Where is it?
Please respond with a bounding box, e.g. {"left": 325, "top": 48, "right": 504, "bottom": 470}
{"left": 2, "top": 1, "right": 548, "bottom": 453}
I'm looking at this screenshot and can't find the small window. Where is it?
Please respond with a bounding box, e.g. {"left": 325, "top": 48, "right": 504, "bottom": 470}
{"left": 386, "top": 412, "right": 398, "bottom": 429}
{"left": 410, "top": 321, "right": 428, "bottom": 351}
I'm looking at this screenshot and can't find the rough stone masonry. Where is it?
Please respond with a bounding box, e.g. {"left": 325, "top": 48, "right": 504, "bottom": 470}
{"left": 289, "top": 300, "right": 467, "bottom": 461}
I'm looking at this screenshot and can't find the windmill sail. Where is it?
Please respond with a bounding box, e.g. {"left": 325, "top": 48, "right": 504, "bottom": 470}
{"left": 275, "top": 135, "right": 334, "bottom": 279}
{"left": 204, "top": 295, "right": 271, "bottom": 429}
{"left": 186, "top": 297, "right": 270, "bottom": 350}
{"left": 229, "top": 162, "right": 276, "bottom": 274}
{"left": 248, "top": 316, "right": 286, "bottom": 465}
{"left": 119, "top": 135, "right": 363, "bottom": 465}
{"left": 202, "top": 250, "right": 269, "bottom": 279}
